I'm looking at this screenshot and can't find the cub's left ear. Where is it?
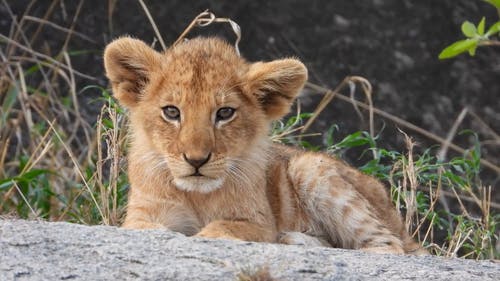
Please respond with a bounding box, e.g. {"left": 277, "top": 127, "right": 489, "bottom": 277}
{"left": 246, "top": 59, "right": 308, "bottom": 120}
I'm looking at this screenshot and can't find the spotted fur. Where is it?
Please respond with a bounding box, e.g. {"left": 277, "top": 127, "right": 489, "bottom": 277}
{"left": 104, "top": 36, "right": 426, "bottom": 254}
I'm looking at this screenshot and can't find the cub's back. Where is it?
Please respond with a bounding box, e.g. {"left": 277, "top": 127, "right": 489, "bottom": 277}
{"left": 268, "top": 142, "right": 422, "bottom": 253}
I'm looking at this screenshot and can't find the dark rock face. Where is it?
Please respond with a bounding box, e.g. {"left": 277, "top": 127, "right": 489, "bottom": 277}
{"left": 1, "top": 219, "right": 499, "bottom": 280}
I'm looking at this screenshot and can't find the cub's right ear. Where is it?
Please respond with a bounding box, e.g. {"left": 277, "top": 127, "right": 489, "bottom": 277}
{"left": 103, "top": 37, "right": 162, "bottom": 108}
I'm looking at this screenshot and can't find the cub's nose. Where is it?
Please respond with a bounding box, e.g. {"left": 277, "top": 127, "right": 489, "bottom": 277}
{"left": 183, "top": 153, "right": 211, "bottom": 169}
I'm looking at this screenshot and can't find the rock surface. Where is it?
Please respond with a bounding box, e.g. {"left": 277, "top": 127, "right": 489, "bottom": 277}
{"left": 0, "top": 219, "right": 498, "bottom": 280}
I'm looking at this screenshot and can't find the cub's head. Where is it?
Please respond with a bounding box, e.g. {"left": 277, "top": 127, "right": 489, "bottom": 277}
{"left": 104, "top": 37, "right": 307, "bottom": 193}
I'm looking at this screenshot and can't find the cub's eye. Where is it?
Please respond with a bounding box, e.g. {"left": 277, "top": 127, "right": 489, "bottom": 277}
{"left": 216, "top": 107, "right": 236, "bottom": 122}
{"left": 161, "top": 105, "right": 180, "bottom": 121}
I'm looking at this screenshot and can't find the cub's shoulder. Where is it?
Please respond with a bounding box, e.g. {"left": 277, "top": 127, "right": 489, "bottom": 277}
{"left": 270, "top": 143, "right": 370, "bottom": 184}
{"left": 270, "top": 142, "right": 346, "bottom": 166}
{"left": 270, "top": 142, "right": 303, "bottom": 158}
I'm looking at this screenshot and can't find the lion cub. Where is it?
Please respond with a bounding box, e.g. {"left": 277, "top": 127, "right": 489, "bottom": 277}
{"left": 104, "top": 36, "right": 424, "bottom": 254}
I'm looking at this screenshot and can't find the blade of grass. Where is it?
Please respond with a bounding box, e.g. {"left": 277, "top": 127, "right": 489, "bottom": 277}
{"left": 173, "top": 10, "right": 242, "bottom": 56}
{"left": 13, "top": 181, "right": 37, "bottom": 218}
{"left": 0, "top": 34, "right": 96, "bottom": 81}
{"left": 137, "top": 0, "right": 167, "bottom": 50}
{"left": 46, "top": 120, "right": 105, "bottom": 224}
{"left": 22, "top": 15, "right": 96, "bottom": 44}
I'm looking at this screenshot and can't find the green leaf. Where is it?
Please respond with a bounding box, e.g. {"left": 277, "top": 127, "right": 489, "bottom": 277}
{"left": 468, "top": 45, "right": 477, "bottom": 56}
{"left": 25, "top": 64, "right": 40, "bottom": 76}
{"left": 17, "top": 169, "right": 51, "bottom": 182}
{"left": 438, "top": 39, "right": 479, "bottom": 59}
{"left": 452, "top": 164, "right": 464, "bottom": 173}
{"left": 325, "top": 125, "right": 338, "bottom": 147}
{"left": 1, "top": 86, "right": 18, "bottom": 127}
{"left": 0, "top": 179, "right": 14, "bottom": 190}
{"left": 461, "top": 21, "right": 477, "bottom": 37}
{"left": 483, "top": 0, "right": 500, "bottom": 9}
{"left": 299, "top": 141, "right": 320, "bottom": 151}
{"left": 442, "top": 171, "right": 467, "bottom": 188}
{"left": 477, "top": 17, "right": 486, "bottom": 35}
{"left": 102, "top": 118, "right": 114, "bottom": 129}
{"left": 486, "top": 21, "right": 500, "bottom": 36}
{"left": 335, "top": 131, "right": 370, "bottom": 148}
{"left": 66, "top": 49, "right": 96, "bottom": 56}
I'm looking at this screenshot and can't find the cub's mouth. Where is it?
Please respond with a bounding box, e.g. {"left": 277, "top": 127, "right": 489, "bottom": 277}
{"left": 173, "top": 174, "right": 225, "bottom": 193}
{"left": 190, "top": 170, "right": 204, "bottom": 177}
{"left": 168, "top": 153, "right": 228, "bottom": 193}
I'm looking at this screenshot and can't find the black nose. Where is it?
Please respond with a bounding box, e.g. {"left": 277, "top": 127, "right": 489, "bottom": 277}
{"left": 183, "top": 153, "right": 211, "bottom": 169}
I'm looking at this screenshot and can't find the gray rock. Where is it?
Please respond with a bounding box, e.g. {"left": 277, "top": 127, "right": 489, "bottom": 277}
{"left": 0, "top": 219, "right": 498, "bottom": 280}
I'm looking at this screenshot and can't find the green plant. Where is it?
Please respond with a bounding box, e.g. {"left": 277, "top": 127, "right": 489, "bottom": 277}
{"left": 271, "top": 111, "right": 321, "bottom": 150}
{"left": 332, "top": 129, "right": 497, "bottom": 259}
{"left": 273, "top": 109, "right": 498, "bottom": 259}
{"left": 439, "top": 0, "right": 500, "bottom": 59}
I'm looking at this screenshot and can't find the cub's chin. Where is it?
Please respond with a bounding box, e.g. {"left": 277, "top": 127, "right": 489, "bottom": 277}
{"left": 173, "top": 176, "right": 224, "bottom": 193}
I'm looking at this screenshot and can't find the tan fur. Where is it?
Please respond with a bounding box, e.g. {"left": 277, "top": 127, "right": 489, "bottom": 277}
{"left": 104, "top": 36, "right": 426, "bottom": 254}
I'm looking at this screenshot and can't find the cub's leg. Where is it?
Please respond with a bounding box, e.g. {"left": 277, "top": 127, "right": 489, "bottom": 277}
{"left": 278, "top": 231, "right": 332, "bottom": 247}
{"left": 122, "top": 219, "right": 166, "bottom": 230}
{"left": 123, "top": 189, "right": 201, "bottom": 236}
{"left": 196, "top": 220, "right": 276, "bottom": 242}
{"left": 288, "top": 152, "right": 406, "bottom": 254}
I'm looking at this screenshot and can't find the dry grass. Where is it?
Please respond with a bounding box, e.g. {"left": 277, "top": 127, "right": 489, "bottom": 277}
{"left": 0, "top": 1, "right": 498, "bottom": 259}
{"left": 0, "top": 0, "right": 126, "bottom": 224}
{"left": 391, "top": 133, "right": 496, "bottom": 258}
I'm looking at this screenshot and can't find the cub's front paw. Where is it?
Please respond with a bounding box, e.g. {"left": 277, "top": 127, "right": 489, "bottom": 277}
{"left": 122, "top": 221, "right": 166, "bottom": 230}
{"left": 195, "top": 228, "right": 242, "bottom": 240}
{"left": 278, "top": 231, "right": 331, "bottom": 247}
{"left": 360, "top": 246, "right": 405, "bottom": 255}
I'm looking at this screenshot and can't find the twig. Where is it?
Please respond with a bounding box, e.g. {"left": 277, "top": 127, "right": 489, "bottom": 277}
{"left": 108, "top": 0, "right": 118, "bottom": 35}
{"left": 435, "top": 107, "right": 469, "bottom": 219}
{"left": 480, "top": 40, "right": 500, "bottom": 47}
{"left": 46, "top": 120, "right": 105, "bottom": 223}
{"left": 22, "top": 15, "right": 96, "bottom": 43}
{"left": 468, "top": 109, "right": 500, "bottom": 142}
{"left": 1, "top": 0, "right": 56, "bottom": 95}
{"left": 301, "top": 76, "right": 374, "bottom": 143}
{"left": 437, "top": 107, "right": 468, "bottom": 161}
{"left": 0, "top": 34, "right": 96, "bottom": 80}
{"left": 301, "top": 79, "right": 344, "bottom": 134}
{"left": 13, "top": 182, "right": 37, "bottom": 218}
{"left": 28, "top": 0, "right": 59, "bottom": 47}
{"left": 174, "top": 10, "right": 242, "bottom": 56}
{"left": 16, "top": 62, "right": 33, "bottom": 130}
{"left": 137, "top": 0, "right": 167, "bottom": 51}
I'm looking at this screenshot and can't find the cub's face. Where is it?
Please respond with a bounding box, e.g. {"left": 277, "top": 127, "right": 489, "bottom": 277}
{"left": 104, "top": 37, "right": 307, "bottom": 193}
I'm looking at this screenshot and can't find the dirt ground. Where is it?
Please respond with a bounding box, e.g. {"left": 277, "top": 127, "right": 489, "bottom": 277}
{"left": 1, "top": 0, "right": 499, "bottom": 186}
